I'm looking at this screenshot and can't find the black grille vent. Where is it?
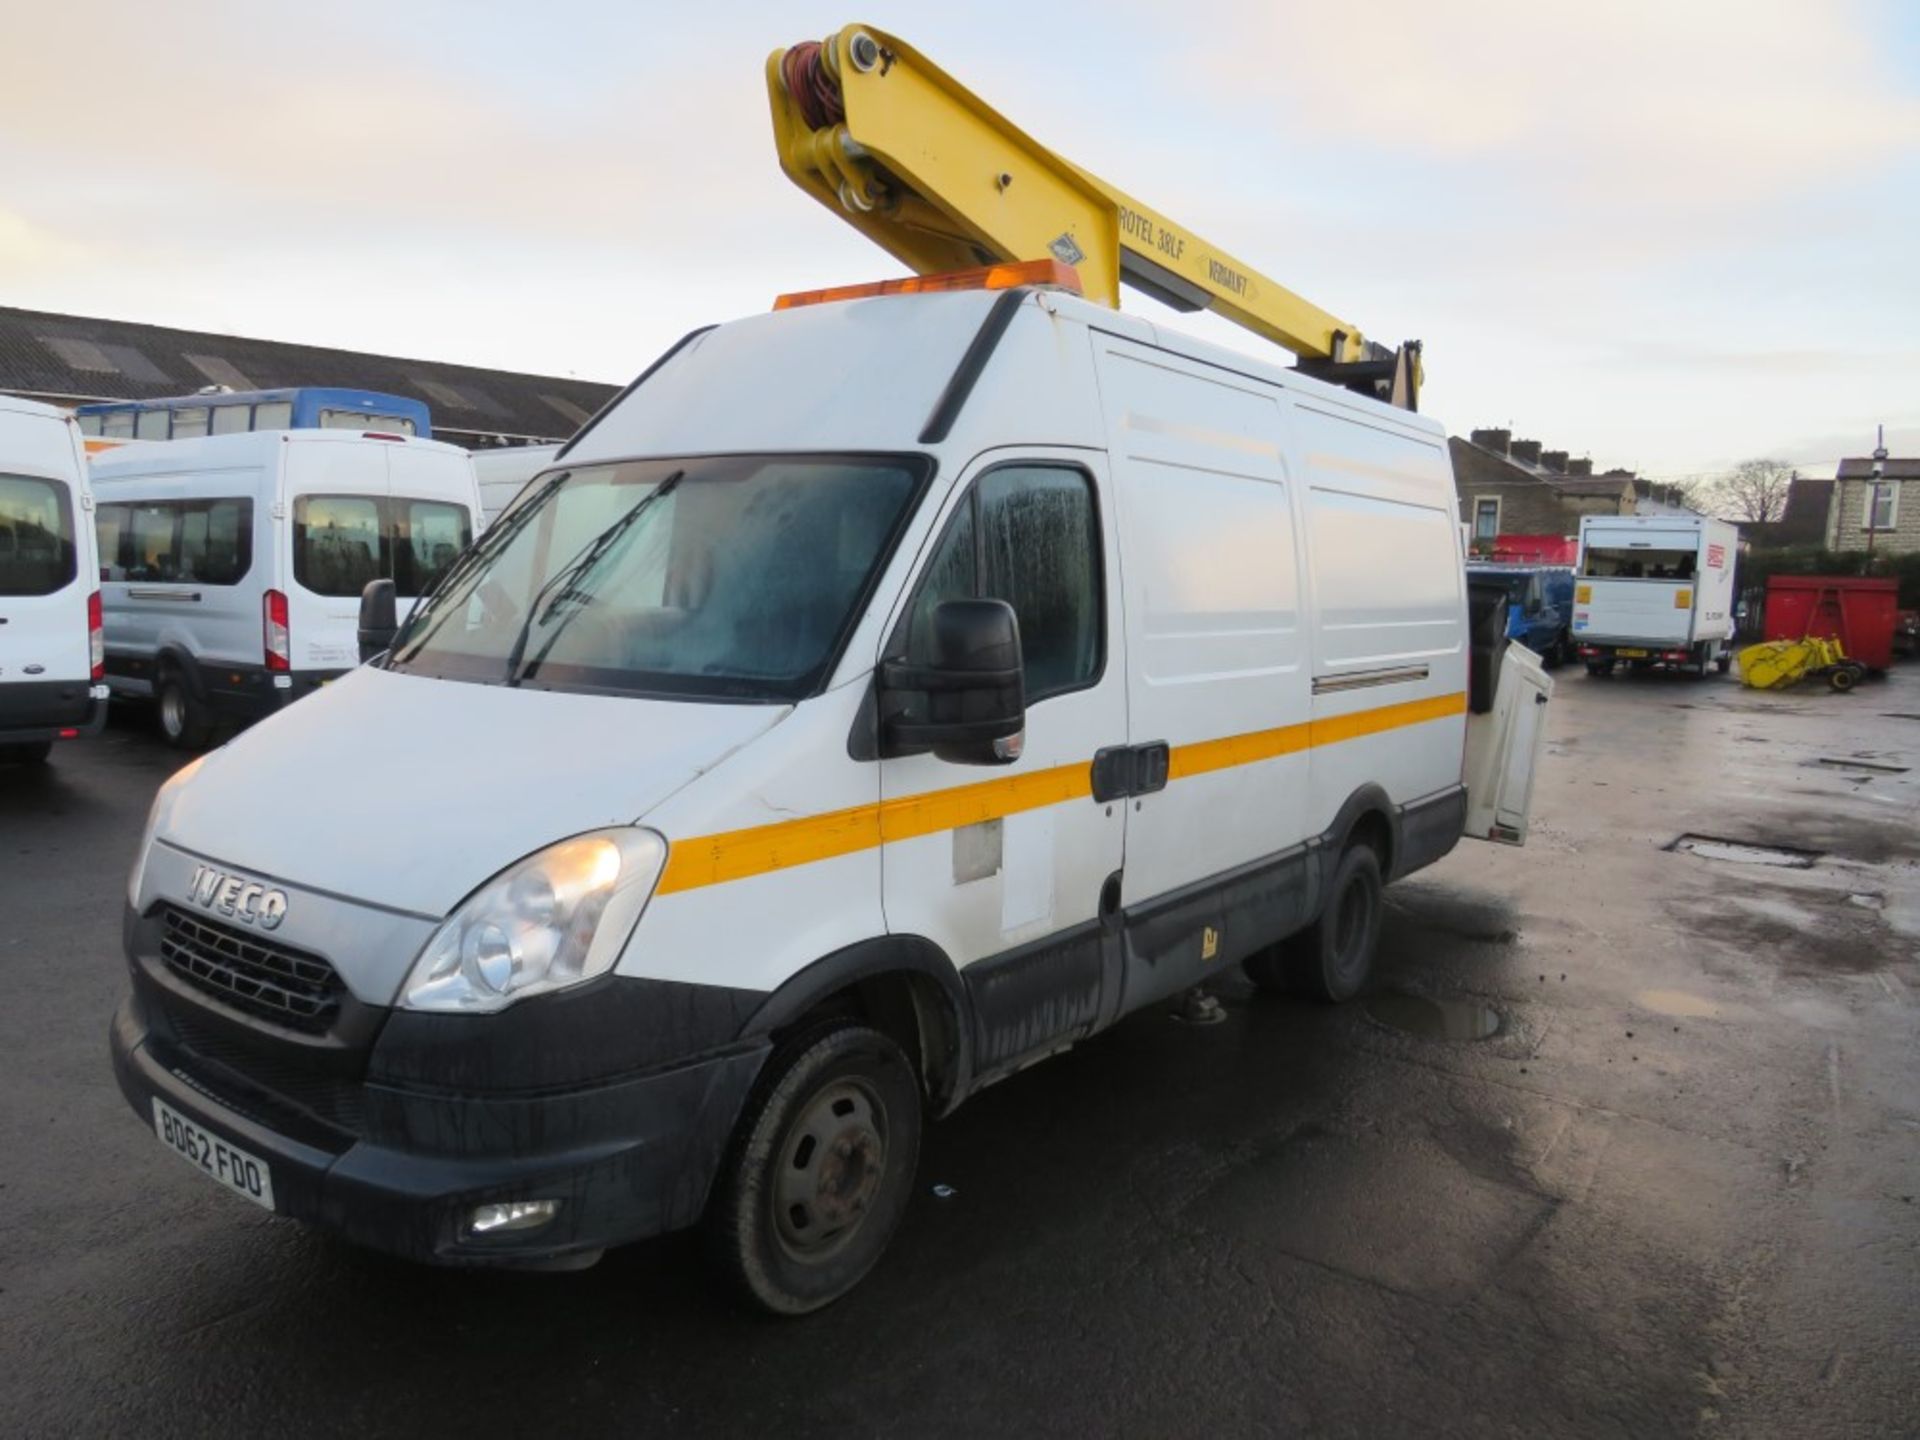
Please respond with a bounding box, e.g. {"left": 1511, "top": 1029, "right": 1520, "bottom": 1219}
{"left": 159, "top": 906, "right": 343, "bottom": 1034}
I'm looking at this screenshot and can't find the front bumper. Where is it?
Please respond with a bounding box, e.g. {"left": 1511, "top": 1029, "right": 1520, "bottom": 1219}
{"left": 110, "top": 985, "right": 769, "bottom": 1266}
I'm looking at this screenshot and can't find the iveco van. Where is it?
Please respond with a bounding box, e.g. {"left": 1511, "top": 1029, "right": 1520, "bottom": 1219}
{"left": 0, "top": 396, "right": 106, "bottom": 765}
{"left": 110, "top": 274, "right": 1548, "bottom": 1311}
{"left": 89, "top": 430, "right": 481, "bottom": 747}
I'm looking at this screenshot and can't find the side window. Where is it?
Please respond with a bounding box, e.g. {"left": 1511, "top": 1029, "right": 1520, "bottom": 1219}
{"left": 210, "top": 405, "right": 250, "bottom": 435}
{"left": 96, "top": 503, "right": 129, "bottom": 580}
{"left": 129, "top": 503, "right": 179, "bottom": 581}
{"left": 177, "top": 500, "right": 253, "bottom": 586}
{"left": 899, "top": 465, "right": 1102, "bottom": 705}
{"left": 396, "top": 500, "right": 472, "bottom": 596}
{"left": 171, "top": 408, "right": 210, "bottom": 439}
{"left": 135, "top": 410, "right": 170, "bottom": 441}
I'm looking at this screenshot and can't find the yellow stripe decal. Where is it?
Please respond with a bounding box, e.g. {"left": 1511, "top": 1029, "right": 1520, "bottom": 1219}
{"left": 656, "top": 690, "right": 1466, "bottom": 894}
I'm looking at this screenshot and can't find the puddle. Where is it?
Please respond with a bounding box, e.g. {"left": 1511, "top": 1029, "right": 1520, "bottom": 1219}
{"left": 1815, "top": 757, "right": 1910, "bottom": 775}
{"left": 1364, "top": 992, "right": 1502, "bottom": 1041}
{"left": 1636, "top": 989, "right": 1720, "bottom": 1018}
{"left": 1666, "top": 834, "right": 1822, "bottom": 868}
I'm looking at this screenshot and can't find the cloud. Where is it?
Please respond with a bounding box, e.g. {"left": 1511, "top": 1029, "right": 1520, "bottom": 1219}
{"left": 1165, "top": 0, "right": 1920, "bottom": 216}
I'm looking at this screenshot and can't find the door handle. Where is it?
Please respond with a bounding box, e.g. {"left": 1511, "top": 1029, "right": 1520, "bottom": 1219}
{"left": 1089, "top": 741, "right": 1171, "bottom": 802}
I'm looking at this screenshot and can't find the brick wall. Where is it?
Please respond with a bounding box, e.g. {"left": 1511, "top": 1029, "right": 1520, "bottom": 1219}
{"left": 1828, "top": 478, "right": 1919, "bottom": 555}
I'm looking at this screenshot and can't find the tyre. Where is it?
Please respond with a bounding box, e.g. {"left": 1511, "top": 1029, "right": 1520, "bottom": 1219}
{"left": 1585, "top": 659, "right": 1615, "bottom": 677}
{"left": 156, "top": 672, "right": 211, "bottom": 750}
{"left": 1715, "top": 652, "right": 1732, "bottom": 674}
{"left": 706, "top": 1021, "right": 922, "bottom": 1316}
{"left": 1283, "top": 843, "right": 1385, "bottom": 1003}
{"left": 0, "top": 740, "right": 53, "bottom": 766}
{"left": 1829, "top": 666, "right": 1859, "bottom": 693}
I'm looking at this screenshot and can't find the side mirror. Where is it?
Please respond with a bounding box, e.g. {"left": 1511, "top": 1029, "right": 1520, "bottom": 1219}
{"left": 357, "top": 578, "right": 398, "bottom": 663}
{"left": 879, "top": 598, "right": 1026, "bottom": 765}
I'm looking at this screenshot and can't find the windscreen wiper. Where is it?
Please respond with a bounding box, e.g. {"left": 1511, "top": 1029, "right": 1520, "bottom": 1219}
{"left": 504, "top": 469, "right": 685, "bottom": 687}
{"left": 387, "top": 468, "right": 570, "bottom": 667}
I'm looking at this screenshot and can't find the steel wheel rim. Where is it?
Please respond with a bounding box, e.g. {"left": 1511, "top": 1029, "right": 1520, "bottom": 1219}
{"left": 160, "top": 686, "right": 185, "bottom": 738}
{"left": 772, "top": 1077, "right": 888, "bottom": 1262}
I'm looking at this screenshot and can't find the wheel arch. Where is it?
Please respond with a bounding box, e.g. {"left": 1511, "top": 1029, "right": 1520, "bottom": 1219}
{"left": 742, "top": 936, "right": 973, "bottom": 1116}
{"left": 1324, "top": 783, "right": 1401, "bottom": 882}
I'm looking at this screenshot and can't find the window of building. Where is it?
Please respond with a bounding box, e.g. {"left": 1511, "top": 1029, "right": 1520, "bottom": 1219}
{"left": 901, "top": 464, "right": 1103, "bottom": 704}
{"left": 1866, "top": 482, "right": 1898, "bottom": 531}
{"left": 1473, "top": 497, "right": 1500, "bottom": 542}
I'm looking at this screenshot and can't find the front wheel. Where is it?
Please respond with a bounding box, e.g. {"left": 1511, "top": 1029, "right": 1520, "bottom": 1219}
{"left": 706, "top": 1022, "right": 922, "bottom": 1316}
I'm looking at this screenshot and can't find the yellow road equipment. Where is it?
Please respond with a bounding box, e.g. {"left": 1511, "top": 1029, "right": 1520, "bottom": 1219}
{"left": 1737, "top": 637, "right": 1867, "bottom": 693}
{"left": 768, "top": 25, "right": 1424, "bottom": 410}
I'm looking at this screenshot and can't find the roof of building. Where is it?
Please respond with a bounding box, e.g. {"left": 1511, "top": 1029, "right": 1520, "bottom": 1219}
{"left": 1836, "top": 456, "right": 1920, "bottom": 480}
{"left": 0, "top": 306, "right": 621, "bottom": 447}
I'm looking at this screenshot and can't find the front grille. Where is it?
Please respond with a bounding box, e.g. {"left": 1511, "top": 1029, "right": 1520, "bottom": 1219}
{"left": 158, "top": 906, "right": 344, "bottom": 1034}
{"left": 159, "top": 999, "right": 366, "bottom": 1135}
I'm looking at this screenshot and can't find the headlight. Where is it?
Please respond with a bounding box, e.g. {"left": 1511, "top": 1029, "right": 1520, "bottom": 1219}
{"left": 400, "top": 828, "right": 667, "bottom": 1014}
{"left": 128, "top": 754, "right": 208, "bottom": 908}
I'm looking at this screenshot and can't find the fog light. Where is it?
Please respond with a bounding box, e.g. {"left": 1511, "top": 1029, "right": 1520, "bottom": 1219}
{"left": 467, "top": 1199, "right": 560, "bottom": 1236}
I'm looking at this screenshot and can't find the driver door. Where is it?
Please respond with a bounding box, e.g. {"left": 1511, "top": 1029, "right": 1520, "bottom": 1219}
{"left": 878, "top": 452, "right": 1128, "bottom": 1078}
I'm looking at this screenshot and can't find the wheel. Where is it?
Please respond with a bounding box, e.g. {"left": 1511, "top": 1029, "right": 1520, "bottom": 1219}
{"left": 1715, "top": 652, "right": 1732, "bottom": 674}
{"left": 156, "top": 672, "right": 212, "bottom": 750}
{"left": 0, "top": 740, "right": 52, "bottom": 766}
{"left": 1585, "top": 659, "right": 1615, "bottom": 677}
{"left": 706, "top": 1021, "right": 922, "bottom": 1315}
{"left": 1279, "top": 843, "right": 1385, "bottom": 1003}
{"left": 1828, "top": 665, "right": 1860, "bottom": 693}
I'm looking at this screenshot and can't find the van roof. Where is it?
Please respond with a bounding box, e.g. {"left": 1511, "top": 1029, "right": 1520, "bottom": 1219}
{"left": 88, "top": 426, "right": 471, "bottom": 478}
{"left": 0, "top": 393, "right": 73, "bottom": 424}
{"left": 566, "top": 288, "right": 1444, "bottom": 467}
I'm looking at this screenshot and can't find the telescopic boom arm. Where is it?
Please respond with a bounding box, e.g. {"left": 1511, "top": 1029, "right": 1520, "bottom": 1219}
{"left": 767, "top": 24, "right": 1423, "bottom": 409}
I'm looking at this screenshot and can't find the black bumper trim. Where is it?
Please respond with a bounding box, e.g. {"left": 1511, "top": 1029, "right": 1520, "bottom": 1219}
{"left": 0, "top": 679, "right": 105, "bottom": 743}
{"left": 111, "top": 996, "right": 769, "bottom": 1265}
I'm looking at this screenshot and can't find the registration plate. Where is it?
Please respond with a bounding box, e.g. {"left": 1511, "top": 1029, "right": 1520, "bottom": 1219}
{"left": 1616, "top": 648, "right": 1649, "bottom": 658}
{"left": 151, "top": 1098, "right": 275, "bottom": 1210}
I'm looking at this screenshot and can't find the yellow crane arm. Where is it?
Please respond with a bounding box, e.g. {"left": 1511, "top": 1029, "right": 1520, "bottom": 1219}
{"left": 767, "top": 24, "right": 1422, "bottom": 409}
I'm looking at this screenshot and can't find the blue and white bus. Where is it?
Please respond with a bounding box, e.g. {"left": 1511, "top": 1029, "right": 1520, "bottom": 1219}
{"left": 75, "top": 387, "right": 432, "bottom": 443}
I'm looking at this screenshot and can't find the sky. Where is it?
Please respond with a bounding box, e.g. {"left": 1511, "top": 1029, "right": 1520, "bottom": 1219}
{"left": 4, "top": 0, "right": 1917, "bottom": 478}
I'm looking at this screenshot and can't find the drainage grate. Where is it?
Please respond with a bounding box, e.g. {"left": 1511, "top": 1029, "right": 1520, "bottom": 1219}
{"left": 1815, "top": 757, "right": 1909, "bottom": 775}
{"left": 1665, "top": 834, "right": 1822, "bottom": 868}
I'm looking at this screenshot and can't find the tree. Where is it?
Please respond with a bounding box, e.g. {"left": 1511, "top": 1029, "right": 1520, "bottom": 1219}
{"left": 1705, "top": 459, "right": 1794, "bottom": 523}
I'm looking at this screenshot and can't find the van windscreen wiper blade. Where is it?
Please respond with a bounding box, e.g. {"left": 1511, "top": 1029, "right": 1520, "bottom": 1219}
{"left": 504, "top": 469, "right": 684, "bottom": 687}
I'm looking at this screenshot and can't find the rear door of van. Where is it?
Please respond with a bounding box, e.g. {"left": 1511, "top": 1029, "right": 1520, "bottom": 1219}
{"left": 0, "top": 413, "right": 91, "bottom": 699}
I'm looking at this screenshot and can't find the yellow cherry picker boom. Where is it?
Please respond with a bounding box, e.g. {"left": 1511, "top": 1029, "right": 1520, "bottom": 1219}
{"left": 767, "top": 24, "right": 1424, "bottom": 409}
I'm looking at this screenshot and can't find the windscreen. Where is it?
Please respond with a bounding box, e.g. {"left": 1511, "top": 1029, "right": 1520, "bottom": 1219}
{"left": 386, "top": 454, "right": 926, "bottom": 701}
{"left": 1582, "top": 547, "right": 1695, "bottom": 579}
{"left": 0, "top": 475, "right": 77, "bottom": 596}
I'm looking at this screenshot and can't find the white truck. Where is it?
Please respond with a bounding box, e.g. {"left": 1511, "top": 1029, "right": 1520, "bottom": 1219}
{"left": 1571, "top": 514, "right": 1739, "bottom": 677}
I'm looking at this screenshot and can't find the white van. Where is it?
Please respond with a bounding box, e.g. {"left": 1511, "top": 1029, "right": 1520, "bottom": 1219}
{"left": 89, "top": 430, "right": 482, "bottom": 747}
{"left": 471, "top": 443, "right": 563, "bottom": 525}
{"left": 109, "top": 279, "right": 1548, "bottom": 1311}
{"left": 1572, "top": 513, "right": 1740, "bottom": 676}
{"left": 0, "top": 396, "right": 106, "bottom": 765}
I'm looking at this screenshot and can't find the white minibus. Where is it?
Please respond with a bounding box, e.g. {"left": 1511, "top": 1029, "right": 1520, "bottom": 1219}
{"left": 111, "top": 273, "right": 1548, "bottom": 1310}
{"left": 89, "top": 429, "right": 481, "bottom": 747}
{"left": 0, "top": 396, "right": 105, "bottom": 765}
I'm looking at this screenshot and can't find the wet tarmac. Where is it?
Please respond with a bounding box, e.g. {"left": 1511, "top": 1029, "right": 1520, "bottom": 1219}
{"left": 2, "top": 671, "right": 1917, "bottom": 1437}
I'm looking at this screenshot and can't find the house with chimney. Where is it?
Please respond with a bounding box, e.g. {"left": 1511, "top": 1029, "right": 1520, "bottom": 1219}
{"left": 1826, "top": 454, "right": 1920, "bottom": 557}
{"left": 1449, "top": 428, "right": 1687, "bottom": 552}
